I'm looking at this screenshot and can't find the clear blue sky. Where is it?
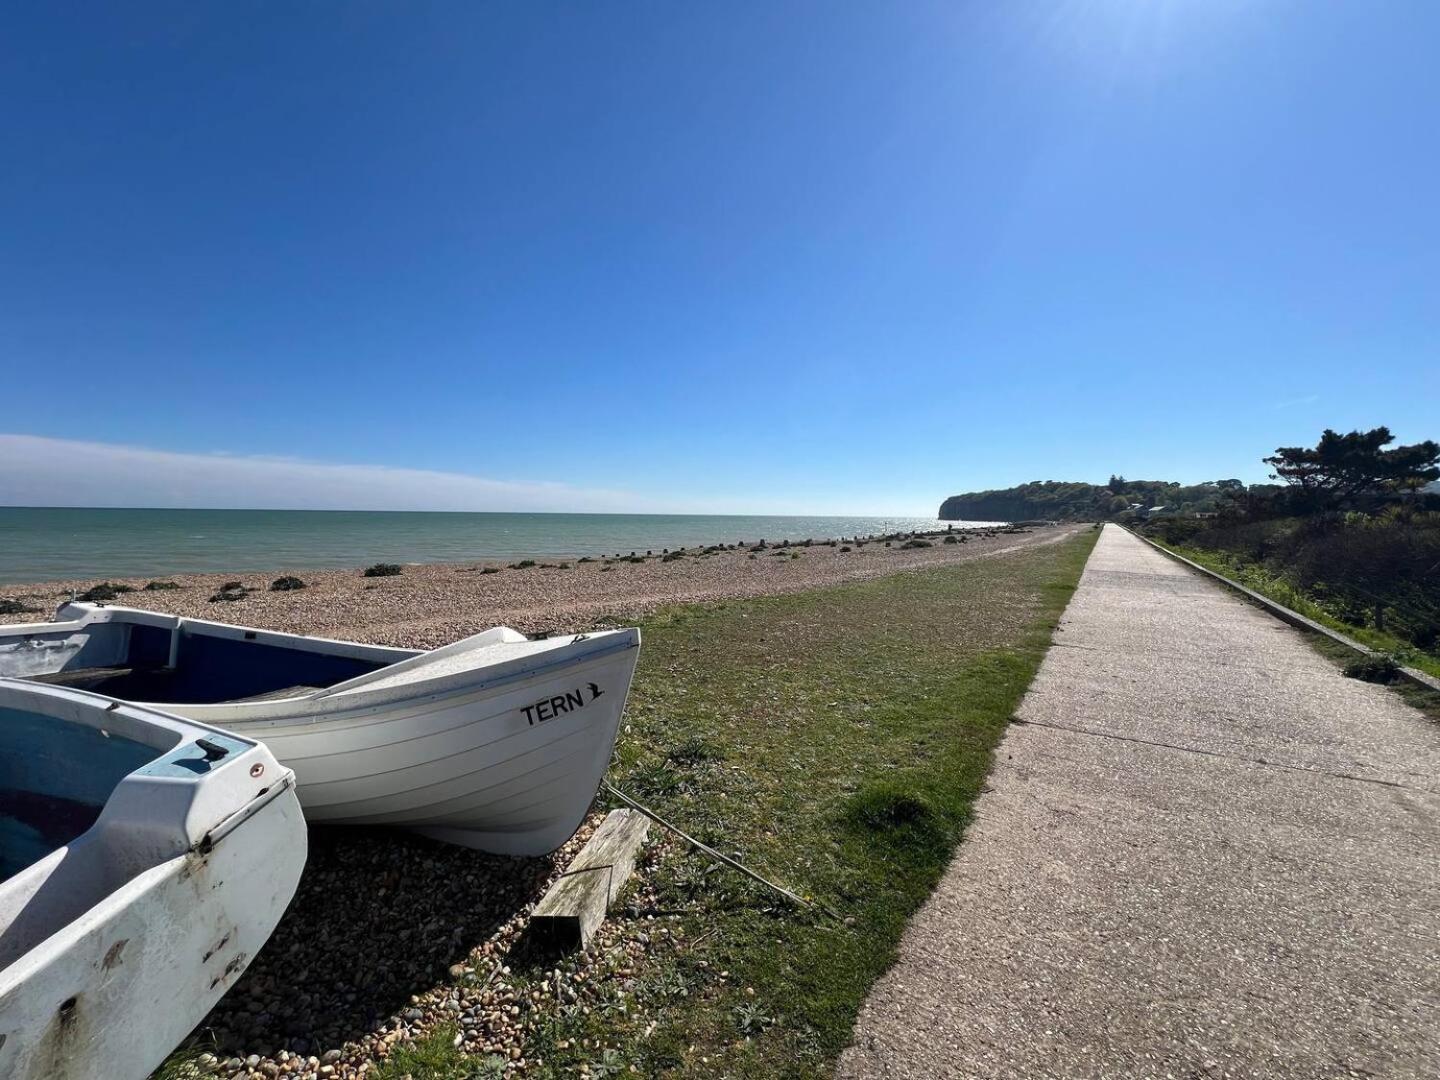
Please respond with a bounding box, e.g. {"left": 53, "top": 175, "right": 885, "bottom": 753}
{"left": 3, "top": 2, "right": 1436, "bottom": 515}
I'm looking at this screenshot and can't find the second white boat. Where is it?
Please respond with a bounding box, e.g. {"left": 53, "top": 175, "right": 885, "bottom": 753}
{"left": 0, "top": 677, "right": 305, "bottom": 1080}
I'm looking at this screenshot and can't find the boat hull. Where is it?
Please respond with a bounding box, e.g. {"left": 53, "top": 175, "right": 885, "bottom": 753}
{"left": 0, "top": 680, "right": 307, "bottom": 1080}
{"left": 151, "top": 634, "right": 640, "bottom": 856}
{"left": 0, "top": 605, "right": 642, "bottom": 857}
{"left": 0, "top": 788, "right": 305, "bottom": 1080}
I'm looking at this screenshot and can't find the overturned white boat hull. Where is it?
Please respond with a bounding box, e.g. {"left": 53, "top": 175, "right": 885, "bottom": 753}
{"left": 1, "top": 604, "right": 641, "bottom": 856}
{"left": 0, "top": 678, "right": 306, "bottom": 1080}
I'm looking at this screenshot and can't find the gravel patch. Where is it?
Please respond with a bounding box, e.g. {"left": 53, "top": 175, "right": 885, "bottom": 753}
{"left": 178, "top": 824, "right": 688, "bottom": 1079}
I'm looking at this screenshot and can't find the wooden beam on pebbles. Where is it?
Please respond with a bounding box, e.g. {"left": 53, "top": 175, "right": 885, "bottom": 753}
{"left": 530, "top": 809, "right": 650, "bottom": 950}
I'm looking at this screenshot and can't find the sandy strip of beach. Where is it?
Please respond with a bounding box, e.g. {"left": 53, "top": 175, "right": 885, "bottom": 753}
{"left": 0, "top": 525, "right": 1080, "bottom": 647}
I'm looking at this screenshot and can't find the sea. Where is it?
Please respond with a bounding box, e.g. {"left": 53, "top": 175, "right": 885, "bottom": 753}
{"left": 0, "top": 508, "right": 995, "bottom": 584}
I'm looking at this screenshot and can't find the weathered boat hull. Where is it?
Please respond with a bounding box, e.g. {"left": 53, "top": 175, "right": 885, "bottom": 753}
{"left": 0, "top": 680, "right": 306, "bottom": 1080}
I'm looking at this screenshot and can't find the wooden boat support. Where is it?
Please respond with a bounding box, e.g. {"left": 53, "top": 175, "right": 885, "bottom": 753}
{"left": 530, "top": 809, "right": 651, "bottom": 950}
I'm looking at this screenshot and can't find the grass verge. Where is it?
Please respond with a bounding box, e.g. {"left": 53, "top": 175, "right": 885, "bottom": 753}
{"left": 487, "top": 527, "right": 1100, "bottom": 1077}
{"left": 1157, "top": 542, "right": 1440, "bottom": 682}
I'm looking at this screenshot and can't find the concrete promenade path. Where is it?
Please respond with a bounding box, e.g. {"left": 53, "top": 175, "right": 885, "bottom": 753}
{"left": 839, "top": 524, "right": 1440, "bottom": 1079}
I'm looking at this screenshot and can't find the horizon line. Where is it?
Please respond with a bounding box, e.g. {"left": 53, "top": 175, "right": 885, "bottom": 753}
{"left": 0, "top": 504, "right": 947, "bottom": 519}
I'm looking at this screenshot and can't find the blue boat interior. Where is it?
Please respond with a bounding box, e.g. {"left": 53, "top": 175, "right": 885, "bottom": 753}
{"left": 19, "top": 621, "right": 394, "bottom": 704}
{"left": 0, "top": 705, "right": 161, "bottom": 882}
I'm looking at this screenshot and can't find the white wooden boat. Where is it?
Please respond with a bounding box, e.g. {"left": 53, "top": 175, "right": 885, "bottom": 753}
{"left": 0, "top": 677, "right": 305, "bottom": 1080}
{"left": 0, "top": 602, "right": 641, "bottom": 856}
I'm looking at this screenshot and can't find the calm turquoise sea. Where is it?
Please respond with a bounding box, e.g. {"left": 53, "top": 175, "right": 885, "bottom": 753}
{"left": 0, "top": 508, "right": 995, "bottom": 584}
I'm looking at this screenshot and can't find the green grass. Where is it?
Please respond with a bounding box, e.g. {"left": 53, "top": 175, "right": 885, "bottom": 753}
{"left": 495, "top": 528, "right": 1100, "bottom": 1077}
{"left": 373, "top": 1025, "right": 507, "bottom": 1079}
{"left": 1160, "top": 542, "right": 1440, "bottom": 681}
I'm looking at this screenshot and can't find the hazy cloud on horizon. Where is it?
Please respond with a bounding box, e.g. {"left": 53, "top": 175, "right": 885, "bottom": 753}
{"left": 0, "top": 434, "right": 682, "bottom": 514}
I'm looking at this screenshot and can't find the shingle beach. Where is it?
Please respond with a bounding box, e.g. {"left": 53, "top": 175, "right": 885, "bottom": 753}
{"left": 1, "top": 525, "right": 1076, "bottom": 646}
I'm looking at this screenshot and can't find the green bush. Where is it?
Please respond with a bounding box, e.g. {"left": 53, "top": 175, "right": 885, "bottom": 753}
{"left": 0, "top": 598, "right": 41, "bottom": 615}
{"left": 143, "top": 580, "right": 181, "bottom": 591}
{"left": 269, "top": 576, "right": 306, "bottom": 591}
{"left": 363, "top": 563, "right": 403, "bottom": 577}
{"left": 1343, "top": 653, "right": 1401, "bottom": 684}
{"left": 900, "top": 539, "right": 933, "bottom": 549}
{"left": 1167, "top": 508, "right": 1439, "bottom": 654}
{"left": 509, "top": 560, "right": 537, "bottom": 570}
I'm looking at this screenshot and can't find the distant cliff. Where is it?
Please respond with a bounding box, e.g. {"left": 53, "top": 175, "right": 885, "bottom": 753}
{"left": 939, "top": 479, "right": 1242, "bottom": 522}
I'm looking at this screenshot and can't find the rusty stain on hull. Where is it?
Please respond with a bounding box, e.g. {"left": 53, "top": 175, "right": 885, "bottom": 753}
{"left": 200, "top": 932, "right": 231, "bottom": 964}
{"left": 33, "top": 995, "right": 82, "bottom": 1079}
{"left": 208, "top": 953, "right": 247, "bottom": 991}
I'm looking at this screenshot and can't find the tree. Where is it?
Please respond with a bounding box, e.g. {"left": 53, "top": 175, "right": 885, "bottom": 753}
{"left": 1107, "top": 474, "right": 1127, "bottom": 494}
{"left": 1264, "top": 427, "right": 1440, "bottom": 500}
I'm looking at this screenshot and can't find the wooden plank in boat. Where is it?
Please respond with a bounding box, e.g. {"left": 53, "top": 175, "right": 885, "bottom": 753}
{"left": 25, "top": 665, "right": 139, "bottom": 689}
{"left": 226, "top": 685, "right": 322, "bottom": 703}
{"left": 529, "top": 809, "right": 650, "bottom": 950}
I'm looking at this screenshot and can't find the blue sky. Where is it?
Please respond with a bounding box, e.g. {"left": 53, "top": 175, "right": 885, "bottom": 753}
{"left": 2, "top": 2, "right": 1436, "bottom": 515}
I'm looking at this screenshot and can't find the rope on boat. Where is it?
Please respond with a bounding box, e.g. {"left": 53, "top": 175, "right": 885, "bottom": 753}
{"left": 601, "top": 779, "right": 822, "bottom": 914}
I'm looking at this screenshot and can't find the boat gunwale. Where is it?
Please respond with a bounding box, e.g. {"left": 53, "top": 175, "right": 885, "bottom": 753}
{"left": 0, "top": 677, "right": 264, "bottom": 753}
{"left": 39, "top": 602, "right": 420, "bottom": 665}
{"left": 171, "top": 630, "right": 640, "bottom": 729}
{"left": 3, "top": 604, "right": 640, "bottom": 727}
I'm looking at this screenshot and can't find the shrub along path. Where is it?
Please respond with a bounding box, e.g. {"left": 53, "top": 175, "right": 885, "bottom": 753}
{"left": 840, "top": 524, "right": 1440, "bottom": 1079}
